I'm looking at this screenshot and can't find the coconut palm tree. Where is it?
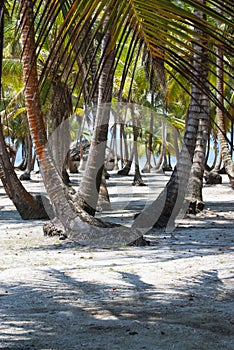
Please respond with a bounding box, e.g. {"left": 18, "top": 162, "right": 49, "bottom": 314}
{"left": 0, "top": 4, "right": 49, "bottom": 219}
{"left": 216, "top": 23, "right": 234, "bottom": 188}
{"left": 19, "top": 0, "right": 140, "bottom": 246}
{"left": 12, "top": 0, "right": 234, "bottom": 243}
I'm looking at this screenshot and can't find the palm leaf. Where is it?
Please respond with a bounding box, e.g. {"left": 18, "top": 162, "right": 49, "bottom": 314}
{"left": 14, "top": 0, "right": 234, "bottom": 120}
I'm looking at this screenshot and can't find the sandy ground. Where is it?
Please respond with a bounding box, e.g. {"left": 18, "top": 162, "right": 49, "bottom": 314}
{"left": 0, "top": 171, "right": 233, "bottom": 350}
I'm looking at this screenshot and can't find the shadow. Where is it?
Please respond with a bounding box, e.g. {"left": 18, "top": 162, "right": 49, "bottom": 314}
{"left": 0, "top": 267, "right": 233, "bottom": 349}
{"left": 0, "top": 210, "right": 21, "bottom": 221}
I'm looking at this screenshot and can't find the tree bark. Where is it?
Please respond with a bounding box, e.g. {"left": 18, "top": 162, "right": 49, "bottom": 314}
{"left": 132, "top": 3, "right": 208, "bottom": 232}
{"left": 77, "top": 12, "right": 115, "bottom": 216}
{"left": 0, "top": 122, "right": 50, "bottom": 219}
{"left": 0, "top": 3, "right": 49, "bottom": 220}
{"left": 187, "top": 14, "right": 210, "bottom": 213}
{"left": 216, "top": 42, "right": 234, "bottom": 188}
{"left": 20, "top": 0, "right": 140, "bottom": 246}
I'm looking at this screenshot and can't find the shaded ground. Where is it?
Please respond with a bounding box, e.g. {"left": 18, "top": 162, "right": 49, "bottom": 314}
{"left": 0, "top": 172, "right": 233, "bottom": 349}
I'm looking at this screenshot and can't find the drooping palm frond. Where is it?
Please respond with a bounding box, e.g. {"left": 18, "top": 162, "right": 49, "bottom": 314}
{"left": 13, "top": 0, "right": 234, "bottom": 119}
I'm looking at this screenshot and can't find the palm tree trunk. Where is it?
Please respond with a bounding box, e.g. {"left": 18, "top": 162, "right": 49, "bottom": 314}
{"left": 188, "top": 102, "right": 210, "bottom": 213}
{"left": 187, "top": 27, "right": 210, "bottom": 213}
{"left": 216, "top": 42, "right": 234, "bottom": 188}
{"left": 19, "top": 134, "right": 33, "bottom": 180}
{"left": 142, "top": 113, "right": 154, "bottom": 173}
{"left": 0, "top": 122, "right": 50, "bottom": 219}
{"left": 132, "top": 125, "right": 146, "bottom": 186}
{"left": 77, "top": 12, "right": 115, "bottom": 216}
{"left": 20, "top": 0, "right": 139, "bottom": 246}
{"left": 0, "top": 3, "right": 48, "bottom": 220}
{"left": 49, "top": 76, "right": 72, "bottom": 184}
{"left": 132, "top": 3, "right": 208, "bottom": 232}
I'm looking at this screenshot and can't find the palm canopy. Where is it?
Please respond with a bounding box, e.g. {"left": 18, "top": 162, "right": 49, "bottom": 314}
{"left": 12, "top": 0, "right": 233, "bottom": 118}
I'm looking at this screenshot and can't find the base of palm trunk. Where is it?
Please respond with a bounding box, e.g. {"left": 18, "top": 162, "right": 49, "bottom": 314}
{"left": 43, "top": 215, "right": 149, "bottom": 247}
{"left": 204, "top": 171, "right": 222, "bottom": 184}
{"left": 19, "top": 172, "right": 31, "bottom": 181}
{"left": 43, "top": 218, "right": 67, "bottom": 238}
{"left": 188, "top": 200, "right": 204, "bottom": 214}
{"left": 17, "top": 195, "right": 52, "bottom": 220}
{"left": 127, "top": 236, "right": 150, "bottom": 246}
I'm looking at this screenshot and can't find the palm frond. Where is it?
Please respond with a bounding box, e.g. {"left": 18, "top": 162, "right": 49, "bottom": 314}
{"left": 14, "top": 0, "right": 234, "bottom": 120}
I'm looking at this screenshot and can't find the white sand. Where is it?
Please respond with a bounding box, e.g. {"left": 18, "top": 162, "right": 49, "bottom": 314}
{"left": 0, "top": 171, "right": 233, "bottom": 349}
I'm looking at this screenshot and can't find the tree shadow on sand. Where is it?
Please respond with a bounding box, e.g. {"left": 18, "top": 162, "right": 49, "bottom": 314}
{"left": 0, "top": 267, "right": 233, "bottom": 350}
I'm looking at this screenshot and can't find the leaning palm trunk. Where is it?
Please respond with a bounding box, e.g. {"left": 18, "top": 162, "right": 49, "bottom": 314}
{"left": 20, "top": 0, "right": 139, "bottom": 246}
{"left": 77, "top": 12, "right": 115, "bottom": 216}
{"left": 0, "top": 4, "right": 48, "bottom": 220}
{"left": 133, "top": 4, "right": 208, "bottom": 232}
{"left": 0, "top": 122, "right": 49, "bottom": 219}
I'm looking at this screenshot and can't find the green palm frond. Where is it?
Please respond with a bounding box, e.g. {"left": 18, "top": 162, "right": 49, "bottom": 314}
{"left": 14, "top": 0, "right": 234, "bottom": 119}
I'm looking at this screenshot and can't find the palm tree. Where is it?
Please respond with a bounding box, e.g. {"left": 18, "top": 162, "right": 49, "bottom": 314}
{"left": 216, "top": 25, "right": 234, "bottom": 188}
{"left": 186, "top": 0, "right": 211, "bottom": 214}
{"left": 19, "top": 0, "right": 139, "bottom": 246}
{"left": 76, "top": 8, "right": 116, "bottom": 216}
{"left": 0, "top": 4, "right": 49, "bottom": 219}
{"left": 12, "top": 0, "right": 234, "bottom": 243}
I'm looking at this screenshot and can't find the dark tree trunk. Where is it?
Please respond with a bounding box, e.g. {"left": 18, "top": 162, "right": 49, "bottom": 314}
{"left": 132, "top": 125, "right": 146, "bottom": 186}
{"left": 19, "top": 134, "right": 33, "bottom": 180}
{"left": 0, "top": 123, "right": 50, "bottom": 219}
{"left": 0, "top": 4, "right": 49, "bottom": 220}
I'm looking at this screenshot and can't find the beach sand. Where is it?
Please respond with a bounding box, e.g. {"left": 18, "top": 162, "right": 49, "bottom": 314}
{"left": 0, "top": 171, "right": 233, "bottom": 349}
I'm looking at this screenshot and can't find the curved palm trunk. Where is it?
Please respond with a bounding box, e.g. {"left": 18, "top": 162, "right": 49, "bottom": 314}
{"left": 0, "top": 122, "right": 50, "bottom": 219}
{"left": 118, "top": 145, "right": 134, "bottom": 175}
{"left": 132, "top": 3, "right": 208, "bottom": 232}
{"left": 20, "top": 0, "right": 81, "bottom": 227}
{"left": 0, "top": 4, "right": 48, "bottom": 220}
{"left": 20, "top": 0, "right": 139, "bottom": 246}
{"left": 77, "top": 14, "right": 115, "bottom": 216}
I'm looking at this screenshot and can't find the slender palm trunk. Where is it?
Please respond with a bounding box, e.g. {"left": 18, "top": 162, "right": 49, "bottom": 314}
{"left": 132, "top": 125, "right": 146, "bottom": 186}
{"left": 77, "top": 15, "right": 115, "bottom": 215}
{"left": 142, "top": 113, "right": 154, "bottom": 173}
{"left": 188, "top": 102, "right": 210, "bottom": 213}
{"left": 20, "top": 0, "right": 75, "bottom": 224}
{"left": 216, "top": 43, "right": 234, "bottom": 188}
{"left": 49, "top": 76, "right": 72, "bottom": 184}
{"left": 187, "top": 27, "right": 210, "bottom": 212}
{"left": 19, "top": 134, "right": 33, "bottom": 180}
